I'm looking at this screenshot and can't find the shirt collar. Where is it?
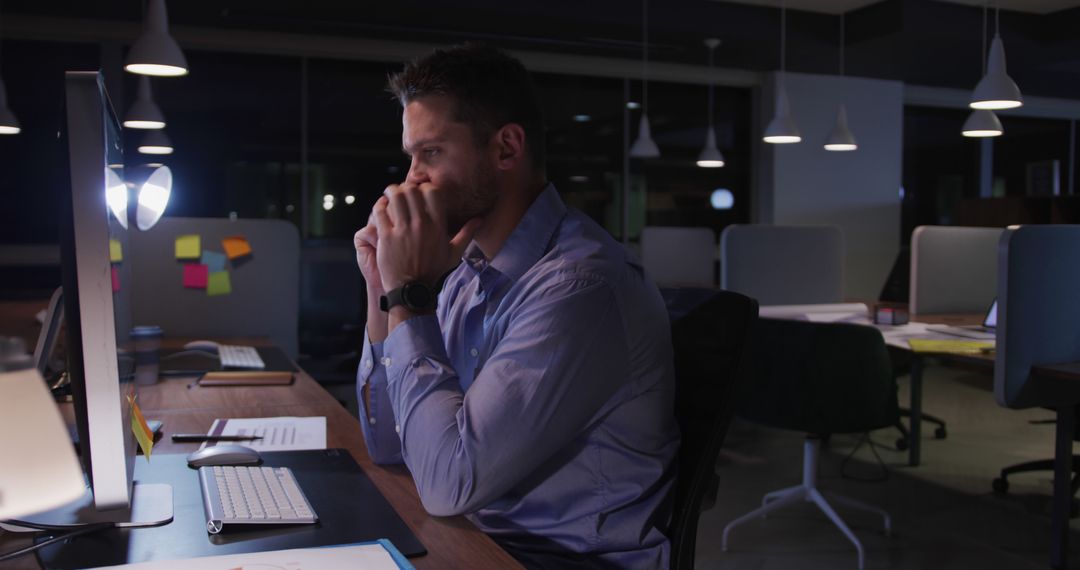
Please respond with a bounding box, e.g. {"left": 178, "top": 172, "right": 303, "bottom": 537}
{"left": 462, "top": 183, "right": 566, "bottom": 284}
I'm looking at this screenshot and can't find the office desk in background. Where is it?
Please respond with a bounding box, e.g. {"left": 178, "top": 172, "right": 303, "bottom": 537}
{"left": 0, "top": 304, "right": 521, "bottom": 570}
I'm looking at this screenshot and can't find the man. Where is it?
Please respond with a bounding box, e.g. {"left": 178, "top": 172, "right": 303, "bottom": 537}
{"left": 354, "top": 44, "right": 680, "bottom": 569}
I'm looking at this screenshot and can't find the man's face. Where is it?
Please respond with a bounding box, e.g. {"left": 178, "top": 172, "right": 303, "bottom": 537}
{"left": 402, "top": 96, "right": 498, "bottom": 235}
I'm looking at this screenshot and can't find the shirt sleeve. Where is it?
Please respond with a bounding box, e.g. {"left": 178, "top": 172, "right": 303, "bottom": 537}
{"left": 382, "top": 278, "right": 630, "bottom": 516}
{"left": 356, "top": 330, "right": 403, "bottom": 465}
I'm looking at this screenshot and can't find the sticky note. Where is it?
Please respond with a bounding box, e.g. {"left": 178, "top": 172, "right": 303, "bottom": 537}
{"left": 128, "top": 393, "right": 154, "bottom": 459}
{"left": 175, "top": 234, "right": 201, "bottom": 260}
{"left": 200, "top": 250, "right": 227, "bottom": 273}
{"left": 182, "top": 264, "right": 209, "bottom": 288}
{"left": 222, "top": 236, "right": 252, "bottom": 260}
{"left": 111, "top": 265, "right": 121, "bottom": 292}
{"left": 109, "top": 239, "right": 123, "bottom": 263}
{"left": 207, "top": 271, "right": 232, "bottom": 296}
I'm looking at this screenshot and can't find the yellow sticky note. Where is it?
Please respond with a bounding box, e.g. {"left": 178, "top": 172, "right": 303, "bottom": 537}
{"left": 207, "top": 271, "right": 231, "bottom": 296}
{"left": 127, "top": 393, "right": 154, "bottom": 460}
{"left": 109, "top": 239, "right": 123, "bottom": 263}
{"left": 222, "top": 236, "right": 252, "bottom": 260}
{"left": 175, "top": 234, "right": 201, "bottom": 260}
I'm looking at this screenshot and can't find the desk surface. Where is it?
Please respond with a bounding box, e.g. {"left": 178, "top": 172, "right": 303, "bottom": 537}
{"left": 0, "top": 315, "right": 520, "bottom": 569}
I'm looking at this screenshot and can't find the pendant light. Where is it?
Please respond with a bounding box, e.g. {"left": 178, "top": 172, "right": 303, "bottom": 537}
{"left": 138, "top": 128, "right": 174, "bottom": 155}
{"left": 963, "top": 5, "right": 1002, "bottom": 138}
{"left": 0, "top": 8, "right": 20, "bottom": 135}
{"left": 697, "top": 39, "right": 725, "bottom": 168}
{"left": 124, "top": 76, "right": 166, "bottom": 129}
{"left": 629, "top": 0, "right": 660, "bottom": 158}
{"left": 970, "top": 6, "right": 1022, "bottom": 110}
{"left": 125, "top": 0, "right": 188, "bottom": 77}
{"left": 824, "top": 13, "right": 857, "bottom": 151}
{"left": 763, "top": 4, "right": 800, "bottom": 144}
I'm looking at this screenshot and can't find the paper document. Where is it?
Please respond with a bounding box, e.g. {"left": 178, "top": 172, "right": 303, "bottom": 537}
{"left": 760, "top": 303, "right": 868, "bottom": 322}
{"left": 908, "top": 338, "right": 994, "bottom": 355}
{"left": 202, "top": 416, "right": 326, "bottom": 451}
{"left": 88, "top": 541, "right": 413, "bottom": 569}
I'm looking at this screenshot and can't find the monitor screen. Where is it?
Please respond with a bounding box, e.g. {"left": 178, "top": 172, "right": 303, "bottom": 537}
{"left": 59, "top": 71, "right": 137, "bottom": 511}
{"left": 984, "top": 298, "right": 998, "bottom": 329}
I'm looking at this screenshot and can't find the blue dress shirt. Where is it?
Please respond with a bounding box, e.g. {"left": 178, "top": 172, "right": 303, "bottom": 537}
{"left": 357, "top": 185, "right": 680, "bottom": 568}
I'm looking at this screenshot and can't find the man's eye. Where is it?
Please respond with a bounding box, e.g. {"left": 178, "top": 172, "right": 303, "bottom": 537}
{"left": 424, "top": 148, "right": 440, "bottom": 158}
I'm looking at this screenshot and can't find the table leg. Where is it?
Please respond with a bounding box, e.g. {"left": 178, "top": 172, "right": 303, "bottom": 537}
{"left": 908, "top": 357, "right": 923, "bottom": 467}
{"left": 1051, "top": 405, "right": 1074, "bottom": 569}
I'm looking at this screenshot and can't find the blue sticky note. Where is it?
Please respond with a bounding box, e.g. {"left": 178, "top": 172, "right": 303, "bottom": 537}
{"left": 200, "top": 250, "right": 227, "bottom": 273}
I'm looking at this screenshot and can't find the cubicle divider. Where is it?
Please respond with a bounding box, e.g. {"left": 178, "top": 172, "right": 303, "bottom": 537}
{"left": 719, "top": 224, "right": 844, "bottom": 305}
{"left": 909, "top": 225, "right": 1002, "bottom": 316}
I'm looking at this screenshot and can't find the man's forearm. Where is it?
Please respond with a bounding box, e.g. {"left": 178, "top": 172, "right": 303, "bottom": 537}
{"left": 366, "top": 287, "right": 388, "bottom": 343}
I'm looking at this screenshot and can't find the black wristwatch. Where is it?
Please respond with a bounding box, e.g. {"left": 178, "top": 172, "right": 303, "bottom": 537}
{"left": 380, "top": 281, "right": 438, "bottom": 313}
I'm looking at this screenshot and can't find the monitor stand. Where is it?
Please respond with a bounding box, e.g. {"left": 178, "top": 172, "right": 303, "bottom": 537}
{"left": 4, "top": 483, "right": 173, "bottom": 529}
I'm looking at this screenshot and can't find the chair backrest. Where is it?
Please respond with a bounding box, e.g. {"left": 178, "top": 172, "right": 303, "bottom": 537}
{"left": 909, "top": 225, "right": 1002, "bottom": 316}
{"left": 738, "top": 319, "right": 898, "bottom": 435}
{"left": 130, "top": 217, "right": 301, "bottom": 358}
{"left": 640, "top": 226, "right": 716, "bottom": 288}
{"left": 995, "top": 225, "right": 1080, "bottom": 409}
{"left": 719, "top": 224, "right": 844, "bottom": 305}
{"left": 667, "top": 290, "right": 758, "bottom": 570}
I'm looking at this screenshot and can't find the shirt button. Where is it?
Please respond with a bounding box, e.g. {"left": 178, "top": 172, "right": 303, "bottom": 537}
{"left": 368, "top": 417, "right": 376, "bottom": 425}
{"left": 394, "top": 424, "right": 401, "bottom": 434}
{"left": 381, "top": 356, "right": 392, "bottom": 367}
{"left": 469, "top": 347, "right": 479, "bottom": 357}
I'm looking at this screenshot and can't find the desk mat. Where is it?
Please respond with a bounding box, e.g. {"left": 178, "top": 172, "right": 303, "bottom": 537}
{"left": 37, "top": 449, "right": 426, "bottom": 569}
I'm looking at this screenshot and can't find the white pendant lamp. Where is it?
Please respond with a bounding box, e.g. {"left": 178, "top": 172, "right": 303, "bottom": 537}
{"left": 764, "top": 5, "right": 800, "bottom": 144}
{"left": 697, "top": 39, "right": 725, "bottom": 168}
{"left": 125, "top": 0, "right": 189, "bottom": 77}
{"left": 138, "top": 128, "right": 174, "bottom": 154}
{"left": 825, "top": 14, "right": 857, "bottom": 151}
{"left": 970, "top": 7, "right": 1022, "bottom": 110}
{"left": 0, "top": 77, "right": 19, "bottom": 135}
{"left": 962, "top": 108, "right": 1003, "bottom": 138}
{"left": 629, "top": 0, "right": 660, "bottom": 158}
{"left": 124, "top": 76, "right": 166, "bottom": 129}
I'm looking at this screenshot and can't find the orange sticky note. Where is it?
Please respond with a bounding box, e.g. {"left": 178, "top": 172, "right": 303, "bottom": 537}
{"left": 222, "top": 236, "right": 252, "bottom": 260}
{"left": 128, "top": 393, "right": 154, "bottom": 459}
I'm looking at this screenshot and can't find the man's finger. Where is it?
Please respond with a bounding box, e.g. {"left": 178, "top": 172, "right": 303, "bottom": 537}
{"left": 386, "top": 187, "right": 412, "bottom": 228}
{"left": 400, "top": 185, "right": 429, "bottom": 228}
{"left": 373, "top": 196, "right": 393, "bottom": 234}
{"left": 450, "top": 216, "right": 484, "bottom": 259}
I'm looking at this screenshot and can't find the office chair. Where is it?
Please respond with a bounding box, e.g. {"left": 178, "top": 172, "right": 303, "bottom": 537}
{"left": 667, "top": 290, "right": 758, "bottom": 570}
{"left": 722, "top": 318, "right": 898, "bottom": 570}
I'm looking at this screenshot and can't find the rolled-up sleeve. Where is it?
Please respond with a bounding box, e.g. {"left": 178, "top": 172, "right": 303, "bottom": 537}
{"left": 357, "top": 331, "right": 403, "bottom": 464}
{"left": 382, "top": 278, "right": 629, "bottom": 517}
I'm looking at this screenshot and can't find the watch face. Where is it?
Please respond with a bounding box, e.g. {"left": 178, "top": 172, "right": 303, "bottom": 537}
{"left": 403, "top": 282, "right": 435, "bottom": 310}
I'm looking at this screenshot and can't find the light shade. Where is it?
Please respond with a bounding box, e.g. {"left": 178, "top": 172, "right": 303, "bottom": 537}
{"left": 970, "top": 35, "right": 1022, "bottom": 110}
{"left": 824, "top": 105, "right": 858, "bottom": 151}
{"left": 0, "top": 368, "right": 86, "bottom": 519}
{"left": 125, "top": 0, "right": 189, "bottom": 77}
{"left": 0, "top": 78, "right": 21, "bottom": 135}
{"left": 697, "top": 128, "right": 725, "bottom": 167}
{"left": 630, "top": 114, "right": 660, "bottom": 158}
{"left": 124, "top": 77, "right": 166, "bottom": 130}
{"left": 763, "top": 83, "right": 800, "bottom": 144}
{"left": 136, "top": 165, "right": 172, "bottom": 230}
{"left": 138, "top": 129, "right": 174, "bottom": 155}
{"left": 962, "top": 109, "right": 1003, "bottom": 138}
{"left": 105, "top": 167, "right": 129, "bottom": 229}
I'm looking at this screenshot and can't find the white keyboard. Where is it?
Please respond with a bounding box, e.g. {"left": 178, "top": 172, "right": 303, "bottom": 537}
{"left": 218, "top": 344, "right": 266, "bottom": 369}
{"left": 198, "top": 465, "right": 317, "bottom": 534}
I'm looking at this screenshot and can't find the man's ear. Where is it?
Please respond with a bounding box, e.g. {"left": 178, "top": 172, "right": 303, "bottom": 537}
{"left": 492, "top": 123, "right": 526, "bottom": 171}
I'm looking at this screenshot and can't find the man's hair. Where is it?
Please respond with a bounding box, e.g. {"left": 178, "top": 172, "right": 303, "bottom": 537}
{"left": 387, "top": 44, "right": 546, "bottom": 174}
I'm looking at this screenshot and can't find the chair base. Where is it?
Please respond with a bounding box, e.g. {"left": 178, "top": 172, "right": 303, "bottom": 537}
{"left": 722, "top": 437, "right": 891, "bottom": 570}
{"left": 993, "top": 455, "right": 1080, "bottom": 517}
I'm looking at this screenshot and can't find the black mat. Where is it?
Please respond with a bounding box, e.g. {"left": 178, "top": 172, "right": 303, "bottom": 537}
{"left": 37, "top": 449, "right": 426, "bottom": 569}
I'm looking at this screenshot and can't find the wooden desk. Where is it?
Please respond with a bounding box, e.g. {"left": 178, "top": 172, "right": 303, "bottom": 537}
{"left": 0, "top": 341, "right": 521, "bottom": 569}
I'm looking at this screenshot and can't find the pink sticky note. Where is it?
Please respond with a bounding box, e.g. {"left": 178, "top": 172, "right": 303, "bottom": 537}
{"left": 111, "top": 265, "right": 121, "bottom": 293}
{"left": 183, "top": 264, "right": 209, "bottom": 289}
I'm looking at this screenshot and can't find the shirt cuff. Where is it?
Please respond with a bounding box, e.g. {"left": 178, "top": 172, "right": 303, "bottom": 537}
{"left": 383, "top": 314, "right": 449, "bottom": 385}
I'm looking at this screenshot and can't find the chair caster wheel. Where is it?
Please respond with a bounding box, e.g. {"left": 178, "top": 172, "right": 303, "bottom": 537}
{"left": 934, "top": 427, "right": 947, "bottom": 439}
{"left": 992, "top": 477, "right": 1008, "bottom": 494}
{"left": 895, "top": 438, "right": 908, "bottom": 451}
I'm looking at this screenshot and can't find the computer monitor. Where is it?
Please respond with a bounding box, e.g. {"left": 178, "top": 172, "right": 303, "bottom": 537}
{"left": 24, "top": 71, "right": 171, "bottom": 528}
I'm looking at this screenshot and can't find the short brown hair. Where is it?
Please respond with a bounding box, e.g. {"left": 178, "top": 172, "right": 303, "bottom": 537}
{"left": 387, "top": 43, "right": 546, "bottom": 174}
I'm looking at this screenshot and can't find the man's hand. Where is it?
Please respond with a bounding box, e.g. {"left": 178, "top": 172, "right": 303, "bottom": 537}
{"left": 354, "top": 209, "right": 384, "bottom": 296}
{"left": 373, "top": 183, "right": 482, "bottom": 294}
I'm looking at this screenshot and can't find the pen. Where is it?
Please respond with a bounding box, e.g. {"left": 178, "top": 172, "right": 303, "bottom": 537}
{"left": 170, "top": 434, "right": 264, "bottom": 442}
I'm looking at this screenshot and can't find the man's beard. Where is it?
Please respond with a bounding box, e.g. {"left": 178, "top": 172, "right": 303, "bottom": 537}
{"left": 447, "top": 160, "right": 498, "bottom": 236}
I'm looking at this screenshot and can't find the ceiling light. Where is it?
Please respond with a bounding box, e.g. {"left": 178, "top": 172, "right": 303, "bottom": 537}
{"left": 136, "top": 165, "right": 172, "bottom": 230}
{"left": 323, "top": 201, "right": 333, "bottom": 211}
{"left": 764, "top": 6, "right": 800, "bottom": 144}
{"left": 569, "top": 175, "right": 590, "bottom": 183}
{"left": 105, "top": 167, "right": 129, "bottom": 229}
{"left": 0, "top": 78, "right": 20, "bottom": 135}
{"left": 626, "top": 101, "right": 641, "bottom": 110}
{"left": 125, "top": 0, "right": 189, "bottom": 77}
{"left": 344, "top": 194, "right": 356, "bottom": 204}
{"left": 629, "top": 0, "right": 660, "bottom": 159}
{"left": 970, "top": 7, "right": 1022, "bottom": 110}
{"left": 138, "top": 129, "right": 174, "bottom": 154}
{"left": 824, "top": 105, "right": 857, "bottom": 151}
{"left": 710, "top": 188, "right": 734, "bottom": 210}
{"left": 573, "top": 114, "right": 592, "bottom": 122}
{"left": 961, "top": 109, "right": 1003, "bottom": 138}
{"left": 124, "top": 76, "right": 166, "bottom": 129}
{"left": 698, "top": 39, "right": 726, "bottom": 168}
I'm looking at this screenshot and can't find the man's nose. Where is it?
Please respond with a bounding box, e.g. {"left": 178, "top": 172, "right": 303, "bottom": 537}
{"left": 406, "top": 159, "right": 429, "bottom": 184}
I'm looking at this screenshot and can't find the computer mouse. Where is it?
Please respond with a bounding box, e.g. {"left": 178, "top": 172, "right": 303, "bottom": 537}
{"left": 183, "top": 340, "right": 221, "bottom": 353}
{"left": 186, "top": 444, "right": 262, "bottom": 468}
